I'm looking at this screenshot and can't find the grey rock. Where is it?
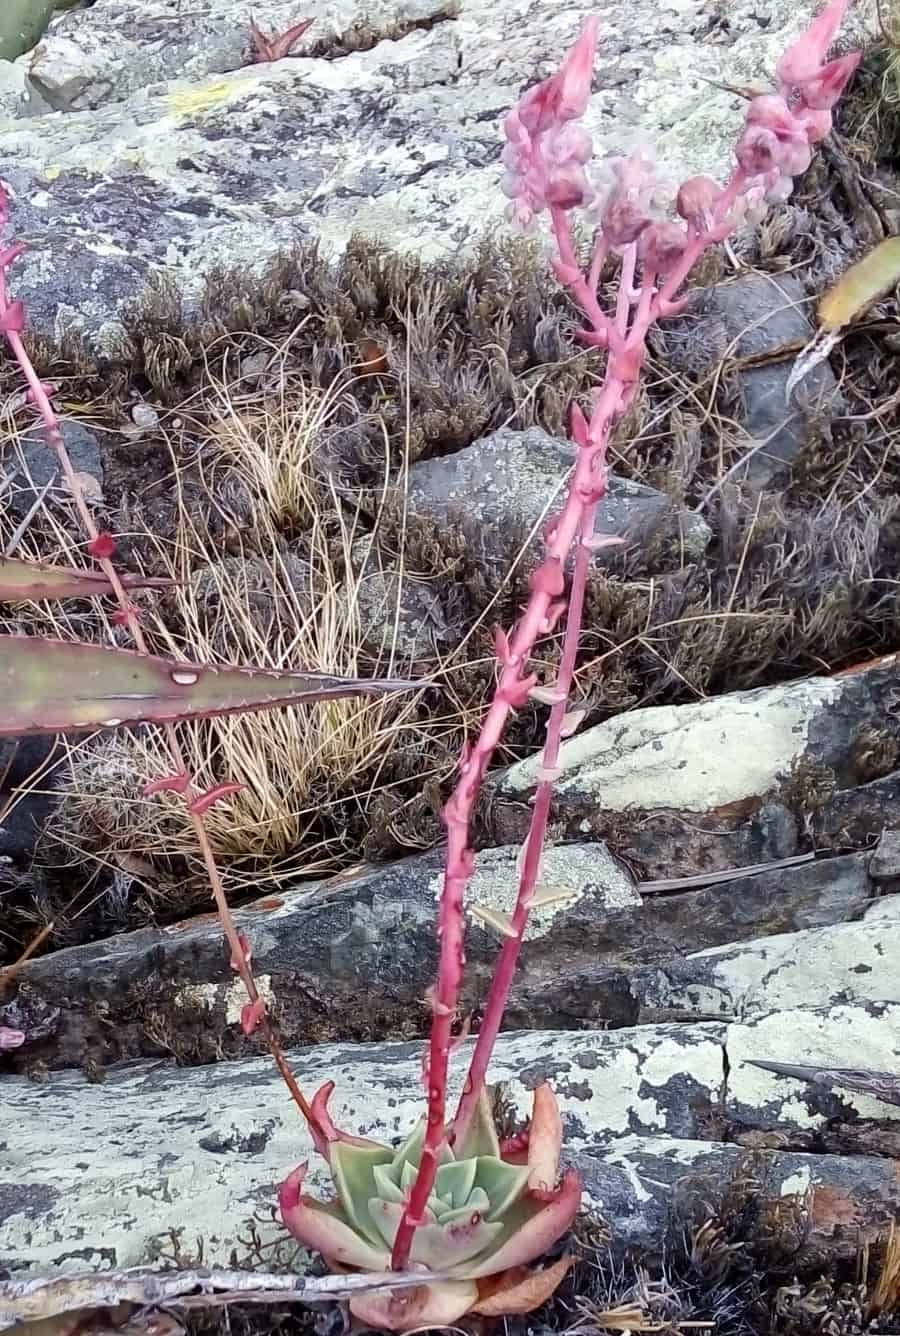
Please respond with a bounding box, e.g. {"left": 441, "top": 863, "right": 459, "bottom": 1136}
{"left": 0, "top": 737, "right": 61, "bottom": 862}
{"left": 27, "top": 0, "right": 452, "bottom": 111}
{"left": 3, "top": 1019, "right": 898, "bottom": 1275}
{"left": 0, "top": 0, "right": 878, "bottom": 351}
{"left": 579, "top": 1137, "right": 900, "bottom": 1259}
{"left": 634, "top": 916, "right": 900, "bottom": 1022}
{"left": 350, "top": 536, "right": 451, "bottom": 662}
{"left": 405, "top": 426, "right": 711, "bottom": 568}
{"left": 0, "top": 58, "right": 53, "bottom": 118}
{"left": 494, "top": 654, "right": 900, "bottom": 878}
{"left": 14, "top": 842, "right": 642, "bottom": 1065}
{"left": 12, "top": 840, "right": 883, "bottom": 1068}
{"left": 0, "top": 1024, "right": 724, "bottom": 1272}
{"left": 0, "top": 789, "right": 58, "bottom": 861}
{"left": 658, "top": 274, "right": 841, "bottom": 484}
{"left": 870, "top": 830, "right": 900, "bottom": 883}
{"left": 6, "top": 419, "right": 103, "bottom": 513}
{"left": 728, "top": 1002, "right": 900, "bottom": 1130}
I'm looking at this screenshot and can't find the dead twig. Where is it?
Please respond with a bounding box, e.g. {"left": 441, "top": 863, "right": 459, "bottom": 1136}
{"left": 0, "top": 1267, "right": 442, "bottom": 1331}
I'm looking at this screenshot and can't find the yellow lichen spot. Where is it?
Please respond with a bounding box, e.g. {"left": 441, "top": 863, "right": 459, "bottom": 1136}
{"left": 44, "top": 165, "right": 62, "bottom": 182}
{"left": 167, "top": 78, "right": 253, "bottom": 119}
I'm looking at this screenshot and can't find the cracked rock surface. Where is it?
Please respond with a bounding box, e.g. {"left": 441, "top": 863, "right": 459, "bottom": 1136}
{"left": 0, "top": 0, "right": 877, "bottom": 349}
{"left": 4, "top": 999, "right": 899, "bottom": 1274}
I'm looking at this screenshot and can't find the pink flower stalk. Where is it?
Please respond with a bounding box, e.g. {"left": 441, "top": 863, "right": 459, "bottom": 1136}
{"left": 391, "top": 0, "right": 859, "bottom": 1273}
{"left": 0, "top": 179, "right": 326, "bottom": 1142}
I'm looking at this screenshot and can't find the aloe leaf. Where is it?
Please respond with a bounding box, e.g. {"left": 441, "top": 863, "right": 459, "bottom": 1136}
{"left": 0, "top": 635, "right": 424, "bottom": 736}
{"left": 819, "top": 236, "right": 900, "bottom": 331}
{"left": 0, "top": 0, "right": 57, "bottom": 60}
{"left": 0, "top": 557, "right": 173, "bottom": 602}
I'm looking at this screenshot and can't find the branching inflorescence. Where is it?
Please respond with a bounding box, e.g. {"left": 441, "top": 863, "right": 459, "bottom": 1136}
{"left": 0, "top": 1, "right": 858, "bottom": 1328}
{"left": 277, "top": 6, "right": 859, "bottom": 1325}
{"left": 384, "top": 0, "right": 859, "bottom": 1295}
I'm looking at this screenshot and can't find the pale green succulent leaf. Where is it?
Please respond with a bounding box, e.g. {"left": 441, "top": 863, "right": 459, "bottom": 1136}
{"left": 371, "top": 1163, "right": 406, "bottom": 1205}
{"left": 434, "top": 1158, "right": 478, "bottom": 1210}
{"left": 368, "top": 1197, "right": 438, "bottom": 1252}
{"left": 368, "top": 1198, "right": 504, "bottom": 1269}
{"left": 474, "top": 1158, "right": 530, "bottom": 1220}
{"left": 456, "top": 1169, "right": 582, "bottom": 1279}
{"left": 466, "top": 1185, "right": 491, "bottom": 1214}
{"left": 389, "top": 1118, "right": 455, "bottom": 1179}
{"left": 330, "top": 1141, "right": 394, "bottom": 1245}
{"left": 452, "top": 1087, "right": 500, "bottom": 1160}
{"left": 435, "top": 1200, "right": 492, "bottom": 1227}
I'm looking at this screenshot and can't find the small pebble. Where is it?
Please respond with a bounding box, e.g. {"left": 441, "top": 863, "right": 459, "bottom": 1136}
{"left": 131, "top": 402, "right": 159, "bottom": 429}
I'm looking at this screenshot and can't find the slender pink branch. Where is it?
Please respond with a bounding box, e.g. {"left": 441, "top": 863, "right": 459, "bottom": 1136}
{"left": 0, "top": 219, "right": 324, "bottom": 1138}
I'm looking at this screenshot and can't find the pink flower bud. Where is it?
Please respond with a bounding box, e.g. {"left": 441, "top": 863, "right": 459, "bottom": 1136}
{"left": 775, "top": 0, "right": 850, "bottom": 90}
{"left": 598, "top": 149, "right": 657, "bottom": 247}
{"left": 637, "top": 220, "right": 688, "bottom": 275}
{"left": 676, "top": 175, "right": 720, "bottom": 232}
{"left": 798, "top": 52, "right": 861, "bottom": 109}
{"left": 545, "top": 160, "right": 590, "bottom": 209}
{"left": 746, "top": 93, "right": 800, "bottom": 139}
{"left": 600, "top": 197, "right": 650, "bottom": 246}
{"left": 735, "top": 125, "right": 781, "bottom": 176}
{"left": 518, "top": 18, "right": 600, "bottom": 135}
{"left": 797, "top": 107, "right": 833, "bottom": 143}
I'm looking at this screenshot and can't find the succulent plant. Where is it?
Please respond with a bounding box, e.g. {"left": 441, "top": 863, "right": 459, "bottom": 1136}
{"left": 279, "top": 1081, "right": 580, "bottom": 1330}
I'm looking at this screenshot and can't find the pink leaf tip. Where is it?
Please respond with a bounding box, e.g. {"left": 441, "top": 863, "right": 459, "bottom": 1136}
{"left": 88, "top": 532, "right": 117, "bottom": 560}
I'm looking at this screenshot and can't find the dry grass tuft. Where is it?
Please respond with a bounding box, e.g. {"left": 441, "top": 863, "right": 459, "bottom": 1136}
{"left": 50, "top": 365, "right": 458, "bottom": 895}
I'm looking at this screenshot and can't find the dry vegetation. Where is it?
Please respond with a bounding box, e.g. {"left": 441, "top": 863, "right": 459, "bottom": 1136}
{"left": 172, "top": 1169, "right": 900, "bottom": 1336}
{"left": 2, "top": 53, "right": 900, "bottom": 961}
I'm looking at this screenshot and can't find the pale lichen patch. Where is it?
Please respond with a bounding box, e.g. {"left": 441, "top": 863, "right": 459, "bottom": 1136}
{"left": 426, "top": 842, "right": 638, "bottom": 942}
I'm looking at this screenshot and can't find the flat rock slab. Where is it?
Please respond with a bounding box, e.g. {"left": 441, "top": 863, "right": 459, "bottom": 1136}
{"left": 636, "top": 908, "right": 900, "bottom": 1022}
{"left": 580, "top": 1136, "right": 900, "bottom": 1259}
{"left": 0, "top": 0, "right": 877, "bottom": 349}
{"left": 4, "top": 1018, "right": 898, "bottom": 1276}
{"left": 728, "top": 1002, "right": 900, "bottom": 1130}
{"left": 494, "top": 655, "right": 900, "bottom": 877}
{"left": 10, "top": 845, "right": 881, "bottom": 1069}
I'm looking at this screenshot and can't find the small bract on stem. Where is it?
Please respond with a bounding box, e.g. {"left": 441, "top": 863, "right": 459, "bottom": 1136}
{"left": 390, "top": 0, "right": 860, "bottom": 1274}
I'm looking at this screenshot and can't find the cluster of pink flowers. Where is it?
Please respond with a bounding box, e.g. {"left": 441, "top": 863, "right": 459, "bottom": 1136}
{"left": 736, "top": 2, "right": 859, "bottom": 204}
{"left": 500, "top": 17, "right": 599, "bottom": 228}
{"left": 501, "top": 0, "right": 860, "bottom": 267}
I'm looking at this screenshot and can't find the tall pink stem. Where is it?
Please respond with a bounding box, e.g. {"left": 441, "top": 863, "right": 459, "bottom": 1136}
{"left": 0, "top": 261, "right": 323, "bottom": 1138}
{"left": 451, "top": 244, "right": 640, "bottom": 1143}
